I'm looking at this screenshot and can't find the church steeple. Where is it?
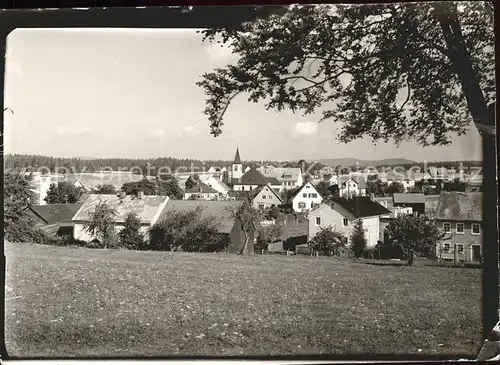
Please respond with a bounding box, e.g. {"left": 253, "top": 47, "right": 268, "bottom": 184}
{"left": 232, "top": 147, "right": 243, "bottom": 180}
{"left": 234, "top": 147, "right": 241, "bottom": 164}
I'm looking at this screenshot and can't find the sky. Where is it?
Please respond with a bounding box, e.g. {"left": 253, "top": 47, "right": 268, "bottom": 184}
{"left": 3, "top": 28, "right": 483, "bottom": 162}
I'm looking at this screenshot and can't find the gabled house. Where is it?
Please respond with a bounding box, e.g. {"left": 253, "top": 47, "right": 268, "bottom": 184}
{"left": 392, "top": 193, "right": 426, "bottom": 215}
{"left": 291, "top": 181, "right": 323, "bottom": 212}
{"left": 184, "top": 182, "right": 220, "bottom": 200}
{"left": 25, "top": 203, "right": 83, "bottom": 237}
{"left": 258, "top": 166, "right": 304, "bottom": 191}
{"left": 338, "top": 175, "right": 367, "bottom": 198}
{"left": 306, "top": 196, "right": 391, "bottom": 247}
{"left": 72, "top": 192, "right": 169, "bottom": 243}
{"left": 435, "top": 192, "right": 483, "bottom": 262}
{"left": 158, "top": 200, "right": 249, "bottom": 254}
{"left": 231, "top": 167, "right": 281, "bottom": 192}
{"left": 251, "top": 184, "right": 282, "bottom": 210}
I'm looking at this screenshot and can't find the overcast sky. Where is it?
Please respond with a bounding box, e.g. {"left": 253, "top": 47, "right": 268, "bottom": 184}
{"left": 3, "top": 28, "right": 482, "bottom": 162}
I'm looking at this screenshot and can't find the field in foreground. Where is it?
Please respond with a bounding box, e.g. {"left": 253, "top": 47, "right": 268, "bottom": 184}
{"left": 5, "top": 243, "right": 482, "bottom": 358}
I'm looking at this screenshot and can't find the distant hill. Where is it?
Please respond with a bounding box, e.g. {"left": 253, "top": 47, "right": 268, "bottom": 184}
{"left": 312, "top": 158, "right": 417, "bottom": 168}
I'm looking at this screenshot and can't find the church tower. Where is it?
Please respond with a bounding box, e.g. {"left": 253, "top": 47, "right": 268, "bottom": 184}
{"left": 232, "top": 147, "right": 243, "bottom": 179}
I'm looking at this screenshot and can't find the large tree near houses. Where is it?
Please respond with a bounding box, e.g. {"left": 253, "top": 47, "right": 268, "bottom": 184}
{"left": 196, "top": 2, "right": 497, "bottom": 338}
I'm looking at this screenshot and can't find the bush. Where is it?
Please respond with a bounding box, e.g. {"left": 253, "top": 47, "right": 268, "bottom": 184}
{"left": 362, "top": 247, "right": 375, "bottom": 259}
{"left": 118, "top": 213, "right": 146, "bottom": 250}
{"left": 350, "top": 219, "right": 367, "bottom": 258}
{"left": 149, "top": 207, "right": 226, "bottom": 252}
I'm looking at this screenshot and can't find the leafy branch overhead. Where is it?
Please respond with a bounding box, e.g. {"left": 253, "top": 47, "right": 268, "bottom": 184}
{"left": 197, "top": 2, "right": 494, "bottom": 146}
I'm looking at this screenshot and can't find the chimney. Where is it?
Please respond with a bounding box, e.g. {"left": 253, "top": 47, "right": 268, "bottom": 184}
{"left": 137, "top": 191, "right": 144, "bottom": 199}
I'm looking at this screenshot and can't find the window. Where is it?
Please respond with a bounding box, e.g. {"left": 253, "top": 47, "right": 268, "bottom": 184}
{"left": 342, "top": 218, "right": 349, "bottom": 227}
{"left": 456, "top": 223, "right": 464, "bottom": 234}
{"left": 330, "top": 203, "right": 335, "bottom": 210}
{"left": 342, "top": 237, "right": 348, "bottom": 245}
{"left": 303, "top": 193, "right": 307, "bottom": 198}
{"left": 443, "top": 222, "right": 451, "bottom": 233}
{"left": 309, "top": 193, "right": 317, "bottom": 198}
{"left": 443, "top": 243, "right": 450, "bottom": 252}
{"left": 315, "top": 217, "right": 321, "bottom": 226}
{"left": 258, "top": 204, "right": 265, "bottom": 210}
{"left": 472, "top": 223, "right": 481, "bottom": 235}
{"left": 298, "top": 202, "right": 306, "bottom": 209}
{"left": 311, "top": 201, "right": 315, "bottom": 208}
{"left": 262, "top": 195, "right": 266, "bottom": 199}
{"left": 456, "top": 244, "right": 464, "bottom": 253}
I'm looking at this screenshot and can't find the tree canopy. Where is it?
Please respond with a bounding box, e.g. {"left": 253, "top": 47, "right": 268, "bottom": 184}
{"left": 44, "top": 182, "right": 84, "bottom": 204}
{"left": 384, "top": 214, "right": 445, "bottom": 265}
{"left": 4, "top": 172, "right": 35, "bottom": 242}
{"left": 198, "top": 2, "right": 494, "bottom": 146}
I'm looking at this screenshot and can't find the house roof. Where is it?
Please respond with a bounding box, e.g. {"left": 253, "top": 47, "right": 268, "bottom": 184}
{"left": 72, "top": 194, "right": 168, "bottom": 224}
{"left": 435, "top": 192, "right": 482, "bottom": 222}
{"left": 185, "top": 182, "right": 218, "bottom": 194}
{"left": 393, "top": 193, "right": 425, "bottom": 204}
{"left": 234, "top": 148, "right": 242, "bottom": 164}
{"left": 318, "top": 196, "right": 391, "bottom": 218}
{"left": 259, "top": 167, "right": 301, "bottom": 182}
{"left": 232, "top": 167, "right": 270, "bottom": 186}
{"left": 228, "top": 190, "right": 252, "bottom": 201}
{"left": 27, "top": 203, "right": 83, "bottom": 224}
{"left": 159, "top": 200, "right": 243, "bottom": 234}
{"left": 199, "top": 176, "right": 231, "bottom": 193}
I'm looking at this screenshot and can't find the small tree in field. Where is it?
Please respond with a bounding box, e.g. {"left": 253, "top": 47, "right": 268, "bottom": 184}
{"left": 309, "top": 226, "right": 346, "bottom": 256}
{"left": 385, "top": 214, "right": 446, "bottom": 266}
{"left": 257, "top": 223, "right": 283, "bottom": 251}
{"left": 84, "top": 200, "right": 118, "bottom": 248}
{"left": 350, "top": 219, "right": 367, "bottom": 258}
{"left": 228, "top": 200, "right": 261, "bottom": 255}
{"left": 118, "top": 213, "right": 145, "bottom": 250}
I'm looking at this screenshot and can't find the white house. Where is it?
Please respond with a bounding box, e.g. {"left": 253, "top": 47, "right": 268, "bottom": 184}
{"left": 306, "top": 196, "right": 391, "bottom": 247}
{"left": 71, "top": 192, "right": 169, "bottom": 243}
{"left": 258, "top": 166, "right": 303, "bottom": 191}
{"left": 338, "top": 175, "right": 367, "bottom": 197}
{"left": 291, "top": 182, "right": 323, "bottom": 212}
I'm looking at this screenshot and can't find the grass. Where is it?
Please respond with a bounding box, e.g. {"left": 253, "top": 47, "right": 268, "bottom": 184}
{"left": 5, "top": 242, "right": 482, "bottom": 358}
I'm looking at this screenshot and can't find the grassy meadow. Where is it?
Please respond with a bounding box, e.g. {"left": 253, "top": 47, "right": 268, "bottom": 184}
{"left": 4, "top": 242, "right": 482, "bottom": 358}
